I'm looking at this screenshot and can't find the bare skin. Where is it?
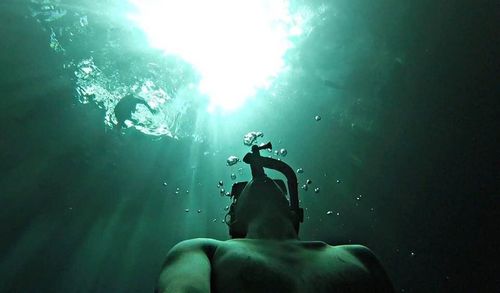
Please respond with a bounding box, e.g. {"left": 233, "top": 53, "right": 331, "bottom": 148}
{"left": 157, "top": 178, "right": 394, "bottom": 292}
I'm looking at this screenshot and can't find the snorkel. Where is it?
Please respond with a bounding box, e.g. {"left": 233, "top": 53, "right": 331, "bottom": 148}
{"left": 226, "top": 142, "right": 304, "bottom": 238}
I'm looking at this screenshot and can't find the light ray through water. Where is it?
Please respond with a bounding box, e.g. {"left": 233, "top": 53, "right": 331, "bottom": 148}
{"left": 128, "top": 0, "right": 306, "bottom": 112}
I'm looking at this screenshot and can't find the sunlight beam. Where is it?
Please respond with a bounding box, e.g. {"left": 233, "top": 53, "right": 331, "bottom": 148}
{"left": 128, "top": 0, "right": 303, "bottom": 112}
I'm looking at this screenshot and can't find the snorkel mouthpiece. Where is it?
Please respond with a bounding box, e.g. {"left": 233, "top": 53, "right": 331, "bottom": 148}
{"left": 243, "top": 142, "right": 273, "bottom": 178}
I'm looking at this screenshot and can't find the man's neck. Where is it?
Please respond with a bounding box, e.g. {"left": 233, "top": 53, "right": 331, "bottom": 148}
{"left": 245, "top": 214, "right": 298, "bottom": 240}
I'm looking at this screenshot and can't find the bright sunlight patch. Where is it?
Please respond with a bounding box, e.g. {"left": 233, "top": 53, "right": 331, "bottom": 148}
{"left": 128, "top": 0, "right": 304, "bottom": 111}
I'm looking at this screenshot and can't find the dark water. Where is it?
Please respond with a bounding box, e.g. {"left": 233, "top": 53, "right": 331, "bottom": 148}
{"left": 0, "top": 0, "right": 497, "bottom": 292}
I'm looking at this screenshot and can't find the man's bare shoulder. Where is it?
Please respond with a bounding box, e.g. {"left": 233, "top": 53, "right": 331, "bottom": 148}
{"left": 332, "top": 244, "right": 395, "bottom": 292}
{"left": 167, "top": 238, "right": 222, "bottom": 255}
{"left": 334, "top": 244, "right": 379, "bottom": 265}
{"left": 157, "top": 238, "right": 220, "bottom": 293}
{"left": 161, "top": 238, "right": 223, "bottom": 265}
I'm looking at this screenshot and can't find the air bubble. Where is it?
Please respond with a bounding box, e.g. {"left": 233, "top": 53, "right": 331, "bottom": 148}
{"left": 296, "top": 168, "right": 304, "bottom": 174}
{"left": 314, "top": 187, "right": 320, "bottom": 193}
{"left": 243, "top": 131, "right": 264, "bottom": 146}
{"left": 301, "top": 184, "right": 308, "bottom": 191}
{"left": 326, "top": 210, "right": 333, "bottom": 215}
{"left": 306, "top": 179, "right": 312, "bottom": 185}
{"left": 230, "top": 173, "right": 237, "bottom": 180}
{"left": 279, "top": 148, "right": 287, "bottom": 156}
{"left": 185, "top": 209, "right": 189, "bottom": 212}
{"left": 226, "top": 156, "right": 239, "bottom": 166}
{"left": 315, "top": 115, "right": 321, "bottom": 121}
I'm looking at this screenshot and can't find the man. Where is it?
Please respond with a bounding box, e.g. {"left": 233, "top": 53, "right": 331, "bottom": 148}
{"left": 156, "top": 176, "right": 394, "bottom": 292}
{"left": 114, "top": 94, "right": 155, "bottom": 129}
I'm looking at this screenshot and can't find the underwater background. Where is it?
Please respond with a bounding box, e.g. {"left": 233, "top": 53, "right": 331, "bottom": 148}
{"left": 0, "top": 0, "right": 496, "bottom": 292}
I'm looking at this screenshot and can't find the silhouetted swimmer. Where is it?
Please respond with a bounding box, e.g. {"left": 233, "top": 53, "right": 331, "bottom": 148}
{"left": 114, "top": 94, "right": 155, "bottom": 129}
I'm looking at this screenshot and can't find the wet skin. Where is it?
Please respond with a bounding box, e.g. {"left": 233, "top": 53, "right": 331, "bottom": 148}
{"left": 157, "top": 238, "right": 394, "bottom": 293}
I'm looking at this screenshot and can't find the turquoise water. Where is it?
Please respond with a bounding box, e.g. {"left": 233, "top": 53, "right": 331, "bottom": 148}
{"left": 0, "top": 0, "right": 496, "bottom": 292}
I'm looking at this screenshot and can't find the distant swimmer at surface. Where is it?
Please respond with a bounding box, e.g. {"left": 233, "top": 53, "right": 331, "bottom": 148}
{"left": 114, "top": 94, "right": 155, "bottom": 129}
{"left": 155, "top": 142, "right": 395, "bottom": 293}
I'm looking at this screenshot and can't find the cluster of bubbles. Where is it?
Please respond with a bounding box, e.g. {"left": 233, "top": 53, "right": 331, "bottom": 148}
{"left": 242, "top": 131, "right": 288, "bottom": 160}
{"left": 273, "top": 148, "right": 288, "bottom": 157}
{"left": 226, "top": 156, "right": 239, "bottom": 183}
{"left": 206, "top": 188, "right": 233, "bottom": 224}
{"left": 226, "top": 156, "right": 240, "bottom": 166}
{"left": 162, "top": 182, "right": 189, "bottom": 195}
{"left": 161, "top": 181, "right": 208, "bottom": 216}
{"left": 217, "top": 180, "right": 230, "bottom": 197}
{"left": 295, "top": 173, "right": 342, "bottom": 215}
{"left": 300, "top": 178, "right": 320, "bottom": 193}
{"left": 323, "top": 194, "right": 369, "bottom": 217}
{"left": 243, "top": 131, "right": 264, "bottom": 146}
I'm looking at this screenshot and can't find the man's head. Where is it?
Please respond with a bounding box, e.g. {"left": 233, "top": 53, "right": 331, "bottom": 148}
{"left": 228, "top": 176, "right": 296, "bottom": 238}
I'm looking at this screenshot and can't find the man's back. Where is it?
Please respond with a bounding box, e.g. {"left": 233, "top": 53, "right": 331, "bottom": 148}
{"left": 157, "top": 238, "right": 394, "bottom": 293}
